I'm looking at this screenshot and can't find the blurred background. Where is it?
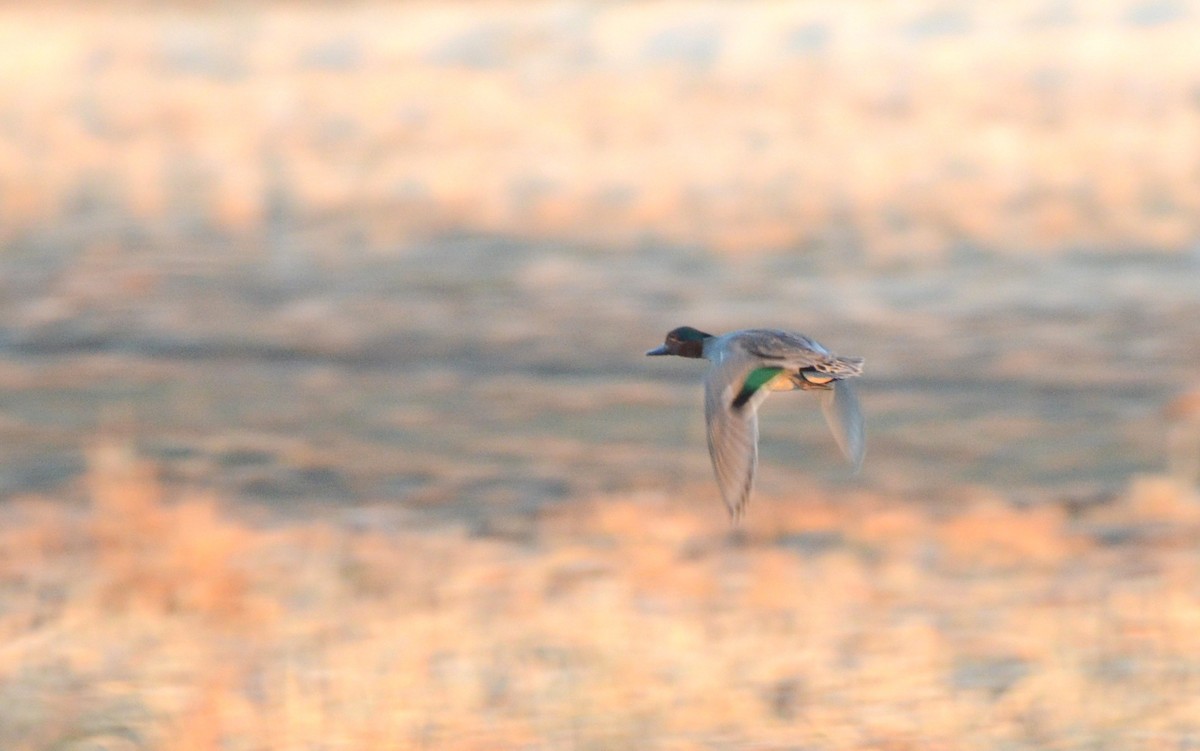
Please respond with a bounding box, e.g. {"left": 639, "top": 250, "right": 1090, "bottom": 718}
{"left": 2, "top": 1, "right": 1200, "bottom": 749}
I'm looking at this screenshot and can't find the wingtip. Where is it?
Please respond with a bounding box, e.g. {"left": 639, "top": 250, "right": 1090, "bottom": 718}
{"left": 848, "top": 447, "right": 866, "bottom": 475}
{"left": 821, "top": 380, "right": 866, "bottom": 474}
{"left": 726, "top": 502, "right": 746, "bottom": 525}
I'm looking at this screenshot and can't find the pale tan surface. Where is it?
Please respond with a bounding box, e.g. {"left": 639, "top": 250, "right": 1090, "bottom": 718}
{"left": 2, "top": 1, "right": 1199, "bottom": 255}
{"left": 4, "top": 3, "right": 1200, "bottom": 748}
{"left": 3, "top": 445, "right": 1200, "bottom": 749}
{"left": 2, "top": 0, "right": 1199, "bottom": 510}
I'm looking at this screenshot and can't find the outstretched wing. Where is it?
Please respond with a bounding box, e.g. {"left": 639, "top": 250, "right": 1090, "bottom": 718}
{"left": 819, "top": 379, "right": 866, "bottom": 471}
{"left": 741, "top": 330, "right": 865, "bottom": 469}
{"left": 704, "top": 359, "right": 782, "bottom": 519}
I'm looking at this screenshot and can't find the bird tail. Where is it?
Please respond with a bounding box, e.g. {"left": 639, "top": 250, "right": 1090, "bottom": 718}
{"left": 829, "top": 355, "right": 864, "bottom": 377}
{"left": 820, "top": 379, "right": 865, "bottom": 472}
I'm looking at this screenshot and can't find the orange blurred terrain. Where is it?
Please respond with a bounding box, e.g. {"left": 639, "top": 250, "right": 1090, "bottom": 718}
{"left": 3, "top": 443, "right": 1200, "bottom": 749}
{"left": 2, "top": 0, "right": 1200, "bottom": 257}
{"left": 3, "top": 1, "right": 1200, "bottom": 749}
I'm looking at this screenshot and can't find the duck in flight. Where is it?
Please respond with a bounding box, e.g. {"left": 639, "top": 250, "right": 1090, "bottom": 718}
{"left": 647, "top": 326, "right": 865, "bottom": 519}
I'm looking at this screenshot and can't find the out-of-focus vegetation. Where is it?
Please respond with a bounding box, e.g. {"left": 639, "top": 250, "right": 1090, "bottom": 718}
{"left": 2, "top": 1, "right": 1200, "bottom": 257}
{"left": 2, "top": 444, "right": 1200, "bottom": 749}
{"left": 3, "top": 1, "right": 1200, "bottom": 748}
{"left": 2, "top": 0, "right": 1199, "bottom": 509}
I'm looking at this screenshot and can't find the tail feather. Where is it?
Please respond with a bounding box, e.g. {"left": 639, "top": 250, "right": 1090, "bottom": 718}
{"left": 811, "top": 355, "right": 864, "bottom": 378}
{"left": 831, "top": 356, "right": 864, "bottom": 376}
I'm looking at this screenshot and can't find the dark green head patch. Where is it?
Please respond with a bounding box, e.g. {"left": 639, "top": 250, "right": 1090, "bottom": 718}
{"left": 668, "top": 326, "right": 713, "bottom": 342}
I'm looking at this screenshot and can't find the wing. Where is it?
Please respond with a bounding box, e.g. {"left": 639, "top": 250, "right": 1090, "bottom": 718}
{"left": 819, "top": 379, "right": 866, "bottom": 472}
{"left": 736, "top": 329, "right": 832, "bottom": 370}
{"left": 704, "top": 358, "right": 780, "bottom": 520}
{"left": 740, "top": 330, "right": 865, "bottom": 469}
